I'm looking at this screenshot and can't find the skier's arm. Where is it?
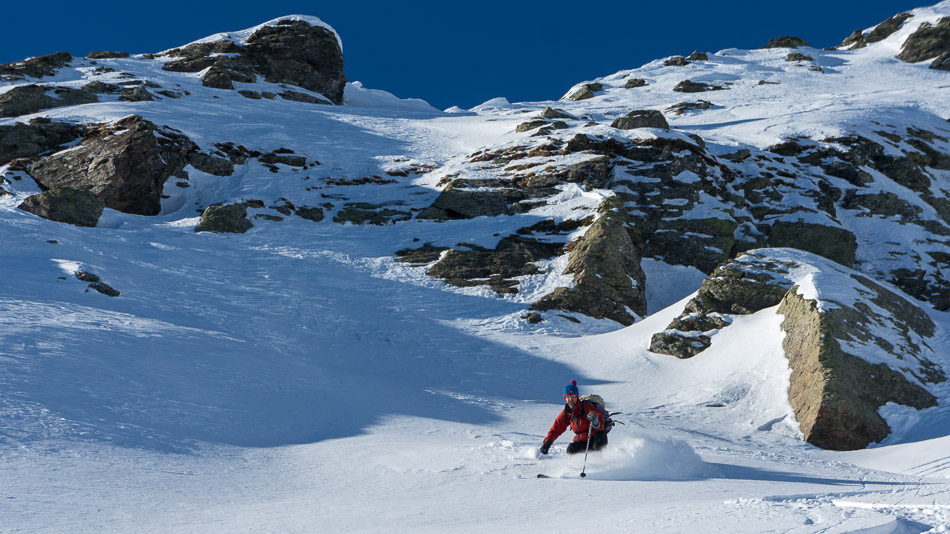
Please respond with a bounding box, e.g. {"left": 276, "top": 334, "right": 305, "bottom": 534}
{"left": 543, "top": 411, "right": 569, "bottom": 444}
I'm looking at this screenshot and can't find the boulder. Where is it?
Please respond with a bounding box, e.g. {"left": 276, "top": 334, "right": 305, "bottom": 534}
{"left": 786, "top": 53, "right": 814, "bottom": 62}
{"left": 898, "top": 18, "right": 950, "bottom": 65}
{"left": 624, "top": 78, "right": 648, "bottom": 88}
{"left": 17, "top": 188, "right": 104, "bottom": 227}
{"left": 761, "top": 36, "right": 811, "bottom": 49}
{"left": 118, "top": 86, "right": 154, "bottom": 101}
{"left": 195, "top": 203, "right": 253, "bottom": 233}
{"left": 779, "top": 287, "right": 936, "bottom": 450}
{"left": 611, "top": 110, "right": 669, "bottom": 130}
{"left": 532, "top": 196, "right": 647, "bottom": 325}
{"left": 29, "top": 115, "right": 197, "bottom": 215}
{"left": 664, "top": 56, "right": 689, "bottom": 66}
{"left": 279, "top": 90, "right": 329, "bottom": 104}
{"left": 565, "top": 83, "right": 603, "bottom": 101}
{"left": 295, "top": 206, "right": 324, "bottom": 222}
{"left": 687, "top": 51, "right": 709, "bottom": 61}
{"left": 0, "top": 83, "right": 103, "bottom": 118}
{"left": 840, "top": 29, "right": 866, "bottom": 49}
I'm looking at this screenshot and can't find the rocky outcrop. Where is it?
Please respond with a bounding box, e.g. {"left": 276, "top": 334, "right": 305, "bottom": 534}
{"left": 29, "top": 115, "right": 197, "bottom": 215}
{"left": 17, "top": 188, "right": 104, "bottom": 227}
{"left": 761, "top": 37, "right": 811, "bottom": 49}
{"left": 0, "top": 119, "right": 82, "bottom": 166}
{"left": 161, "top": 19, "right": 346, "bottom": 104}
{"left": 651, "top": 249, "right": 944, "bottom": 450}
{"left": 0, "top": 84, "right": 103, "bottom": 118}
{"left": 898, "top": 17, "right": 950, "bottom": 68}
{"left": 87, "top": 51, "right": 130, "bottom": 59}
{"left": 766, "top": 221, "right": 857, "bottom": 267}
{"left": 650, "top": 252, "right": 792, "bottom": 358}
{"left": 611, "top": 110, "right": 669, "bottom": 130}
{"left": 673, "top": 80, "right": 725, "bottom": 93}
{"left": 867, "top": 13, "right": 913, "bottom": 43}
{"left": 0, "top": 52, "right": 72, "bottom": 80}
{"left": 531, "top": 197, "right": 646, "bottom": 325}
{"left": 564, "top": 83, "right": 603, "bottom": 101}
{"left": 779, "top": 287, "right": 937, "bottom": 450}
{"left": 195, "top": 203, "right": 253, "bottom": 233}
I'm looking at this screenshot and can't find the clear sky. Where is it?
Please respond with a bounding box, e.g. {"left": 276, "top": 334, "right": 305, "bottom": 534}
{"left": 0, "top": 0, "right": 929, "bottom": 110}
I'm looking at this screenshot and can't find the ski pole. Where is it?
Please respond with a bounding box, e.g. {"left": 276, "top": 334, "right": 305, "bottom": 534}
{"left": 580, "top": 429, "right": 593, "bottom": 478}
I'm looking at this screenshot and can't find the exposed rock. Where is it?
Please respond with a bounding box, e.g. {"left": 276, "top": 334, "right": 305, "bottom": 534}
{"left": 721, "top": 148, "right": 752, "bottom": 162}
{"left": 243, "top": 21, "right": 346, "bottom": 104}
{"left": 423, "top": 236, "right": 563, "bottom": 295}
{"left": 17, "top": 188, "right": 104, "bottom": 227}
{"left": 539, "top": 107, "right": 576, "bottom": 120}
{"left": 160, "top": 20, "right": 346, "bottom": 104}
{"left": 239, "top": 90, "right": 262, "bottom": 99}
{"left": 664, "top": 56, "right": 689, "bottom": 66}
{"left": 564, "top": 155, "right": 612, "bottom": 189}
{"left": 897, "top": 17, "right": 950, "bottom": 64}
{"left": 531, "top": 196, "right": 646, "bottom": 325}
{"left": 666, "top": 100, "right": 712, "bottom": 115}
{"left": 624, "top": 78, "right": 648, "bottom": 88}
{"left": 333, "top": 202, "right": 411, "bottom": 225}
{"left": 611, "top": 110, "right": 670, "bottom": 130}
{"left": 786, "top": 53, "right": 814, "bottom": 62}
{"left": 762, "top": 37, "right": 811, "bottom": 49}
{"left": 118, "top": 86, "right": 154, "bottom": 102}
{"left": 649, "top": 332, "right": 712, "bottom": 358}
{"left": 279, "top": 90, "right": 329, "bottom": 104}
{"left": 516, "top": 119, "right": 549, "bottom": 133}
{"left": 87, "top": 51, "right": 131, "bottom": 59}
{"left": 260, "top": 151, "right": 307, "bottom": 167}
{"left": 201, "top": 67, "right": 234, "bottom": 90}
{"left": 779, "top": 289, "right": 936, "bottom": 450}
{"left": 395, "top": 243, "right": 450, "bottom": 265}
{"left": 673, "top": 80, "right": 724, "bottom": 93}
{"left": 0, "top": 52, "right": 72, "bottom": 79}
{"left": 29, "top": 115, "right": 197, "bottom": 215}
{"left": 866, "top": 13, "right": 913, "bottom": 43}
{"left": 687, "top": 51, "right": 709, "bottom": 61}
{"left": 766, "top": 221, "right": 857, "bottom": 267}
{"left": 295, "top": 206, "right": 324, "bottom": 222}
{"left": 0, "top": 119, "right": 82, "bottom": 166}
{"left": 933, "top": 51, "right": 950, "bottom": 70}
{"left": 418, "top": 179, "right": 512, "bottom": 220}
{"left": 840, "top": 29, "right": 866, "bottom": 49}
{"left": 195, "top": 203, "right": 253, "bottom": 233}
{"left": 644, "top": 217, "right": 737, "bottom": 274}
{"left": 188, "top": 152, "right": 235, "bottom": 176}
{"left": 565, "top": 83, "right": 603, "bottom": 101}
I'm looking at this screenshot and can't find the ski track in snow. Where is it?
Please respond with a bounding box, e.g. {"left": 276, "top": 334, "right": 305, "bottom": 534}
{"left": 4, "top": 4, "right": 950, "bottom": 532}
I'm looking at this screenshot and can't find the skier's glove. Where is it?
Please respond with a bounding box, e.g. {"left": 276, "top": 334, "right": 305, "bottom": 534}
{"left": 540, "top": 441, "right": 552, "bottom": 455}
{"left": 587, "top": 412, "right": 601, "bottom": 429}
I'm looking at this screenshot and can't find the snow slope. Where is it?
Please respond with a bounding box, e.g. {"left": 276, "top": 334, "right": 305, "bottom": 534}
{"left": 4, "top": 4, "right": 950, "bottom": 532}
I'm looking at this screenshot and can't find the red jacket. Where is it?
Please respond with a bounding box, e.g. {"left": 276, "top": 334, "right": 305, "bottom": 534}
{"left": 544, "top": 400, "right": 605, "bottom": 444}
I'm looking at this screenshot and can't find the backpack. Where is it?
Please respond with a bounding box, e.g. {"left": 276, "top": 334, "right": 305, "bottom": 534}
{"left": 580, "top": 394, "right": 619, "bottom": 433}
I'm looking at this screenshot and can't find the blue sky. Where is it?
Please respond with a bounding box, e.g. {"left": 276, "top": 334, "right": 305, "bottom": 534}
{"left": 0, "top": 1, "right": 929, "bottom": 109}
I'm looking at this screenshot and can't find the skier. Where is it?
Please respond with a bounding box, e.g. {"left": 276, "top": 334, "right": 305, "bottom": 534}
{"left": 539, "top": 380, "right": 607, "bottom": 455}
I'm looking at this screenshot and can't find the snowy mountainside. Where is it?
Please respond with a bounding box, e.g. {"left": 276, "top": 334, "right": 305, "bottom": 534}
{"left": 3, "top": 4, "right": 950, "bottom": 533}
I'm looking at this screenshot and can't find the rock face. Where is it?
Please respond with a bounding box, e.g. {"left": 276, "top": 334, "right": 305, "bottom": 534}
{"left": 651, "top": 249, "right": 944, "bottom": 450}
{"left": 29, "top": 115, "right": 197, "bottom": 216}
{"left": 0, "top": 119, "right": 81, "bottom": 166}
{"left": 17, "top": 188, "right": 104, "bottom": 227}
{"left": 780, "top": 289, "right": 936, "bottom": 450}
{"left": 195, "top": 203, "right": 253, "bottom": 233}
{"left": 161, "top": 19, "right": 346, "bottom": 104}
{"left": 898, "top": 17, "right": 950, "bottom": 68}
{"left": 532, "top": 197, "right": 647, "bottom": 325}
